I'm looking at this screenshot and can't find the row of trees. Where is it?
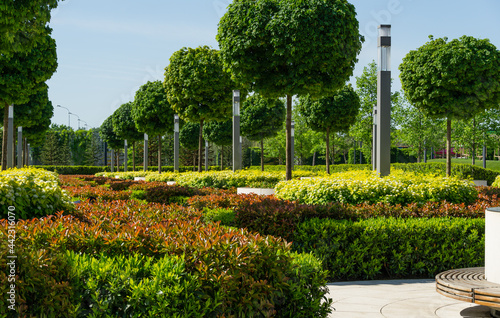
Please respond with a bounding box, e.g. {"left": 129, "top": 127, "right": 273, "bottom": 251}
{"left": 0, "top": 0, "right": 62, "bottom": 170}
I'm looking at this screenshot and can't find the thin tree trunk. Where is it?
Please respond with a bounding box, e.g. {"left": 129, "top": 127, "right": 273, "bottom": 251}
{"left": 193, "top": 152, "right": 196, "bottom": 171}
{"left": 285, "top": 94, "right": 292, "bottom": 181}
{"left": 446, "top": 119, "right": 452, "bottom": 176}
{"left": 260, "top": 138, "right": 264, "bottom": 172}
{"left": 198, "top": 120, "right": 204, "bottom": 173}
{"left": 326, "top": 127, "right": 330, "bottom": 174}
{"left": 332, "top": 133, "right": 335, "bottom": 167}
{"left": 312, "top": 152, "right": 316, "bottom": 166}
{"left": 132, "top": 142, "right": 136, "bottom": 172}
{"left": 221, "top": 146, "right": 224, "bottom": 171}
{"left": 158, "top": 135, "right": 162, "bottom": 174}
{"left": 2, "top": 104, "right": 8, "bottom": 170}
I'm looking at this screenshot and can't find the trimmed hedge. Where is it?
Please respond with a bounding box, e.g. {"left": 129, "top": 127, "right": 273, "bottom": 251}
{"left": 0, "top": 199, "right": 332, "bottom": 317}
{"left": 275, "top": 169, "right": 478, "bottom": 205}
{"left": 33, "top": 165, "right": 110, "bottom": 175}
{"left": 292, "top": 217, "right": 485, "bottom": 281}
{"left": 0, "top": 168, "right": 74, "bottom": 219}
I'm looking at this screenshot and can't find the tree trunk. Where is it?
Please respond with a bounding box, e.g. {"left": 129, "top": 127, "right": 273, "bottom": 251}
{"left": 116, "top": 150, "right": 120, "bottom": 172}
{"left": 198, "top": 120, "right": 204, "bottom": 173}
{"left": 193, "top": 152, "right": 196, "bottom": 171}
{"left": 332, "top": 133, "right": 335, "bottom": 167}
{"left": 326, "top": 127, "right": 330, "bottom": 174}
{"left": 285, "top": 94, "right": 292, "bottom": 181}
{"left": 132, "top": 142, "right": 136, "bottom": 172}
{"left": 312, "top": 152, "right": 316, "bottom": 166}
{"left": 158, "top": 135, "right": 162, "bottom": 174}
{"left": 260, "top": 138, "right": 265, "bottom": 172}
{"left": 2, "top": 104, "right": 8, "bottom": 170}
{"left": 418, "top": 143, "right": 421, "bottom": 163}
{"left": 446, "top": 119, "right": 452, "bottom": 176}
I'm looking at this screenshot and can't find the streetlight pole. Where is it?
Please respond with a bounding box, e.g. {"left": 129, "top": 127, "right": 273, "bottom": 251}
{"left": 376, "top": 24, "right": 392, "bottom": 176}
{"left": 232, "top": 90, "right": 242, "bottom": 172}
{"left": 291, "top": 121, "right": 295, "bottom": 170}
{"left": 143, "top": 133, "right": 148, "bottom": 172}
{"left": 7, "top": 105, "right": 14, "bottom": 168}
{"left": 174, "top": 115, "right": 179, "bottom": 172}
{"left": 70, "top": 113, "right": 80, "bottom": 130}
{"left": 17, "top": 127, "right": 22, "bottom": 168}
{"left": 57, "top": 105, "right": 71, "bottom": 128}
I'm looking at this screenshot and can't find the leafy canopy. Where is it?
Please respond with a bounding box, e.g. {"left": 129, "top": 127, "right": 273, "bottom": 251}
{"left": 132, "top": 80, "right": 174, "bottom": 136}
{"left": 399, "top": 35, "right": 500, "bottom": 120}
{"left": 297, "top": 84, "right": 360, "bottom": 134}
{"left": 99, "top": 116, "right": 122, "bottom": 150}
{"left": 164, "top": 46, "right": 235, "bottom": 123}
{"left": 216, "top": 0, "right": 363, "bottom": 98}
{"left": 203, "top": 120, "right": 232, "bottom": 147}
{"left": 240, "top": 94, "right": 285, "bottom": 141}
{"left": 0, "top": 27, "right": 58, "bottom": 105}
{"left": 112, "top": 102, "right": 143, "bottom": 143}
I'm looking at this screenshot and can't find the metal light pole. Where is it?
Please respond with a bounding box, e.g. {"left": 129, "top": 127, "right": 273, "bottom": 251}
{"left": 205, "top": 140, "right": 209, "bottom": 172}
{"left": 17, "top": 127, "right": 22, "bottom": 168}
{"left": 79, "top": 119, "right": 88, "bottom": 130}
{"left": 27, "top": 143, "right": 31, "bottom": 166}
{"left": 70, "top": 113, "right": 80, "bottom": 130}
{"left": 376, "top": 24, "right": 392, "bottom": 176}
{"left": 232, "top": 90, "right": 242, "bottom": 172}
{"left": 124, "top": 140, "right": 128, "bottom": 172}
{"left": 7, "top": 105, "right": 14, "bottom": 169}
{"left": 291, "top": 121, "right": 295, "bottom": 170}
{"left": 372, "top": 105, "right": 377, "bottom": 170}
{"left": 57, "top": 105, "right": 71, "bottom": 128}
{"left": 143, "top": 133, "right": 148, "bottom": 171}
{"left": 174, "top": 115, "right": 179, "bottom": 172}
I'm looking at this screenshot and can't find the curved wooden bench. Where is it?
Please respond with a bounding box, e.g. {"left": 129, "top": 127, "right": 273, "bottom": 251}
{"left": 436, "top": 267, "right": 500, "bottom": 309}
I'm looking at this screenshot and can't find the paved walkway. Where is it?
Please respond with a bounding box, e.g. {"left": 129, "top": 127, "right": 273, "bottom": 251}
{"left": 327, "top": 279, "right": 493, "bottom": 318}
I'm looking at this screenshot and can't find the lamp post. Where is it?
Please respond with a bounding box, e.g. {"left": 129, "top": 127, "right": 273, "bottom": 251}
{"left": 232, "top": 90, "right": 242, "bottom": 172}
{"left": 143, "top": 133, "right": 148, "bottom": 172}
{"left": 205, "top": 140, "right": 209, "bottom": 172}
{"left": 79, "top": 119, "right": 88, "bottom": 130}
{"left": 70, "top": 113, "right": 80, "bottom": 130}
{"left": 372, "top": 105, "right": 377, "bottom": 170}
{"left": 124, "top": 140, "right": 128, "bottom": 172}
{"left": 17, "top": 127, "right": 22, "bottom": 168}
{"left": 376, "top": 24, "right": 392, "bottom": 176}
{"left": 57, "top": 105, "right": 71, "bottom": 128}
{"left": 174, "top": 115, "right": 179, "bottom": 172}
{"left": 291, "top": 121, "right": 295, "bottom": 170}
{"left": 7, "top": 105, "right": 14, "bottom": 169}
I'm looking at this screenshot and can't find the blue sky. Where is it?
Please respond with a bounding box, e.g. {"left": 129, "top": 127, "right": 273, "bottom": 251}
{"left": 47, "top": 0, "right": 500, "bottom": 130}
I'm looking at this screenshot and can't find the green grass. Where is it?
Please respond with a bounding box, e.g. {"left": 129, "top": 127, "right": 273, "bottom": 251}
{"left": 428, "top": 158, "right": 500, "bottom": 172}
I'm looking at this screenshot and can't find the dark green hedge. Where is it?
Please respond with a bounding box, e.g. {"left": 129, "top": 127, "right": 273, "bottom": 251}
{"left": 32, "top": 165, "right": 228, "bottom": 175}
{"left": 292, "top": 217, "right": 485, "bottom": 281}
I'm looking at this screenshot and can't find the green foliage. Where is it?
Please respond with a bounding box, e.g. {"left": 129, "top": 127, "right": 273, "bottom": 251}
{"left": 241, "top": 94, "right": 285, "bottom": 141}
{"left": 164, "top": 46, "right": 235, "bottom": 124}
{"left": 0, "top": 28, "right": 58, "bottom": 106}
{"left": 6, "top": 196, "right": 332, "bottom": 317}
{"left": 0, "top": 167, "right": 74, "bottom": 219}
{"left": 0, "top": 0, "right": 60, "bottom": 56}
{"left": 293, "top": 217, "right": 485, "bottom": 280}
{"left": 99, "top": 116, "right": 122, "bottom": 150}
{"left": 203, "top": 119, "right": 232, "bottom": 146}
{"left": 400, "top": 36, "right": 500, "bottom": 121}
{"left": 0, "top": 245, "right": 77, "bottom": 317}
{"left": 112, "top": 102, "right": 143, "bottom": 143}
{"left": 67, "top": 252, "right": 204, "bottom": 317}
{"left": 298, "top": 85, "right": 360, "bottom": 134}
{"left": 179, "top": 121, "right": 201, "bottom": 150}
{"left": 275, "top": 169, "right": 478, "bottom": 205}
{"left": 34, "top": 165, "right": 110, "bottom": 175}
{"left": 132, "top": 80, "right": 174, "bottom": 136}
{"left": 217, "top": 0, "right": 363, "bottom": 98}
{"left": 202, "top": 207, "right": 236, "bottom": 227}
{"left": 41, "top": 132, "right": 72, "bottom": 165}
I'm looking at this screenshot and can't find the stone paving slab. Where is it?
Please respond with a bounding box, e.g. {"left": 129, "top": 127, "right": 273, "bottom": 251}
{"left": 327, "top": 279, "right": 492, "bottom": 317}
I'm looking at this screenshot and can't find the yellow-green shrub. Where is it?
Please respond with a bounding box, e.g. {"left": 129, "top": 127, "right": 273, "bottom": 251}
{"left": 0, "top": 167, "right": 74, "bottom": 219}
{"left": 275, "top": 169, "right": 478, "bottom": 205}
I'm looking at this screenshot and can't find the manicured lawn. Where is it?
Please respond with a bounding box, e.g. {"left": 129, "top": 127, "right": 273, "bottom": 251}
{"left": 428, "top": 158, "right": 500, "bottom": 172}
